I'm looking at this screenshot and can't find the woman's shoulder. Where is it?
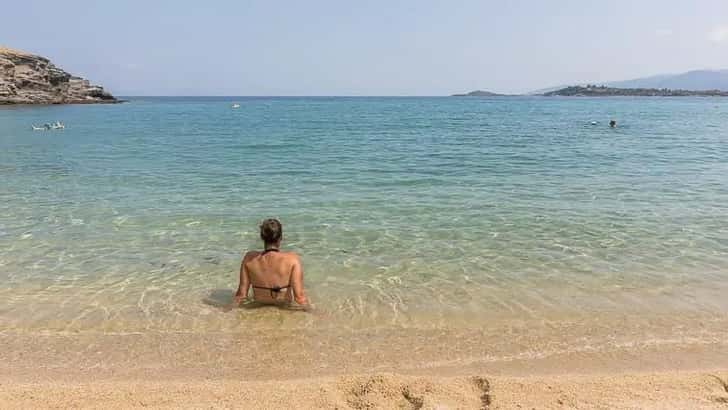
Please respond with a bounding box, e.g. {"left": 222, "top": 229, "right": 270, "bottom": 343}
{"left": 280, "top": 250, "right": 301, "bottom": 261}
{"left": 242, "top": 250, "right": 262, "bottom": 261}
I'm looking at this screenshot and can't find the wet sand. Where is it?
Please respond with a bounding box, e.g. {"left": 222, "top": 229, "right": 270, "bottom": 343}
{"left": 2, "top": 329, "right": 728, "bottom": 408}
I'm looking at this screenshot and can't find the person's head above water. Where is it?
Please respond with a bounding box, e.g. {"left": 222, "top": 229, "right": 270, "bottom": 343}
{"left": 259, "top": 218, "right": 283, "bottom": 246}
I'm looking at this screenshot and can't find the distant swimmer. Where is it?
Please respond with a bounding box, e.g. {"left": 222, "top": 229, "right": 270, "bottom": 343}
{"left": 609, "top": 120, "right": 617, "bottom": 128}
{"left": 590, "top": 121, "right": 598, "bottom": 125}
{"left": 228, "top": 218, "right": 310, "bottom": 310}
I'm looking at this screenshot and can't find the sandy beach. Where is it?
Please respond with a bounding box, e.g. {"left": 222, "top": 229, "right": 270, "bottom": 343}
{"left": 3, "top": 371, "right": 728, "bottom": 409}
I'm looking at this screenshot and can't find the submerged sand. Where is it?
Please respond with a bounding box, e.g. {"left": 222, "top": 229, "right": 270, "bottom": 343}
{"left": 2, "top": 372, "right": 728, "bottom": 409}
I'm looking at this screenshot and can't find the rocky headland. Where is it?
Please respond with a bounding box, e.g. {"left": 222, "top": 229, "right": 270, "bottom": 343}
{"left": 0, "top": 46, "right": 118, "bottom": 104}
{"left": 451, "top": 90, "right": 506, "bottom": 97}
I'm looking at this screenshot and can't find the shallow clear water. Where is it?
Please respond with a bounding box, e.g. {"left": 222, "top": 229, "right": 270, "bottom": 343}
{"left": 1, "top": 97, "right": 728, "bottom": 342}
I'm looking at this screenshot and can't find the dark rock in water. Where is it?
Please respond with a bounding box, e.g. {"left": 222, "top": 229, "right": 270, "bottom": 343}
{"left": 0, "top": 46, "right": 119, "bottom": 104}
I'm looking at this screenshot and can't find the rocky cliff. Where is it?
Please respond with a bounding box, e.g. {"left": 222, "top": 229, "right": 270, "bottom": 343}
{"left": 0, "top": 46, "right": 118, "bottom": 104}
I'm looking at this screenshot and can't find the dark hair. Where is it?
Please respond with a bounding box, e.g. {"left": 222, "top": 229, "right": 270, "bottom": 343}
{"left": 260, "top": 218, "right": 282, "bottom": 244}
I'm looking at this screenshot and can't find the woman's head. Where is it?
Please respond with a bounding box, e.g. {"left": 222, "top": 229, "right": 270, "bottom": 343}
{"left": 260, "top": 218, "right": 283, "bottom": 245}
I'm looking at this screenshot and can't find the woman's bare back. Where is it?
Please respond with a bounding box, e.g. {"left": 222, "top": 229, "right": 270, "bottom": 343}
{"left": 232, "top": 248, "right": 308, "bottom": 307}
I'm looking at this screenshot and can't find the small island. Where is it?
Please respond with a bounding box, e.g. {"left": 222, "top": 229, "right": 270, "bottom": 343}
{"left": 451, "top": 90, "right": 506, "bottom": 97}
{"left": 543, "top": 84, "right": 728, "bottom": 97}
{"left": 0, "top": 46, "right": 118, "bottom": 104}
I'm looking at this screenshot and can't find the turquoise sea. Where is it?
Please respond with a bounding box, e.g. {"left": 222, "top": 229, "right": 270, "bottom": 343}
{"left": 1, "top": 97, "right": 728, "bottom": 362}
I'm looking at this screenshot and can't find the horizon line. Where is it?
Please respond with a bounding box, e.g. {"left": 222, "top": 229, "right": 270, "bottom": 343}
{"left": 115, "top": 94, "right": 531, "bottom": 98}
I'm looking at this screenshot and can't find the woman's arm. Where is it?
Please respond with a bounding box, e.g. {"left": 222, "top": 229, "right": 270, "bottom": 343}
{"left": 228, "top": 253, "right": 251, "bottom": 309}
{"left": 290, "top": 255, "right": 310, "bottom": 309}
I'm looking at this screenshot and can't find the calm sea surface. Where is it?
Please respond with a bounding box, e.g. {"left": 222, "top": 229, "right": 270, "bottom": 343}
{"left": 1, "top": 97, "right": 728, "bottom": 357}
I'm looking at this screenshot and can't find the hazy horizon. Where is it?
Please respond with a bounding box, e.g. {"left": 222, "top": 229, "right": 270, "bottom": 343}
{"left": 3, "top": 0, "right": 728, "bottom": 96}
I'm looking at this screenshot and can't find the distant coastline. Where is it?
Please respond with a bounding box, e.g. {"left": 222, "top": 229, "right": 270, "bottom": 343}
{"left": 542, "top": 85, "right": 728, "bottom": 97}
{"left": 452, "top": 85, "right": 728, "bottom": 97}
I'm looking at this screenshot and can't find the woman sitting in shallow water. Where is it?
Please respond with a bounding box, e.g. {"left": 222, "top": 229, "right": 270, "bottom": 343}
{"left": 228, "top": 218, "right": 310, "bottom": 310}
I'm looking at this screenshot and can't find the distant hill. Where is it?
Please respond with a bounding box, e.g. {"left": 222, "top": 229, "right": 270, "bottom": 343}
{"left": 451, "top": 90, "right": 506, "bottom": 97}
{"left": 607, "top": 70, "right": 728, "bottom": 91}
{"left": 531, "top": 70, "right": 728, "bottom": 95}
{"left": 527, "top": 85, "right": 568, "bottom": 95}
{"left": 543, "top": 85, "right": 728, "bottom": 97}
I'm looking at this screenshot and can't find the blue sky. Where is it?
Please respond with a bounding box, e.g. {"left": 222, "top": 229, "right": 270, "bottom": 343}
{"left": 3, "top": 0, "right": 728, "bottom": 95}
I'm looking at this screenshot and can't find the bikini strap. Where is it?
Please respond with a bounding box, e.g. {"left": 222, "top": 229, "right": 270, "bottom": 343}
{"left": 252, "top": 284, "right": 290, "bottom": 299}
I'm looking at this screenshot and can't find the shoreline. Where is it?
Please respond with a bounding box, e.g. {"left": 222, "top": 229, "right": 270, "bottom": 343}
{"left": 3, "top": 329, "right": 728, "bottom": 408}
{"left": 4, "top": 322, "right": 728, "bottom": 380}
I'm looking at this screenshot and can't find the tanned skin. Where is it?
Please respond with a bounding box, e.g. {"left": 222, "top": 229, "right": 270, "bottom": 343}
{"left": 228, "top": 239, "right": 309, "bottom": 310}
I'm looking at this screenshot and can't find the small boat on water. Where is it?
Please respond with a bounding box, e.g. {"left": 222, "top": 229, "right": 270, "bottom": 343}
{"left": 231, "top": 103, "right": 240, "bottom": 109}
{"left": 31, "top": 121, "right": 65, "bottom": 131}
